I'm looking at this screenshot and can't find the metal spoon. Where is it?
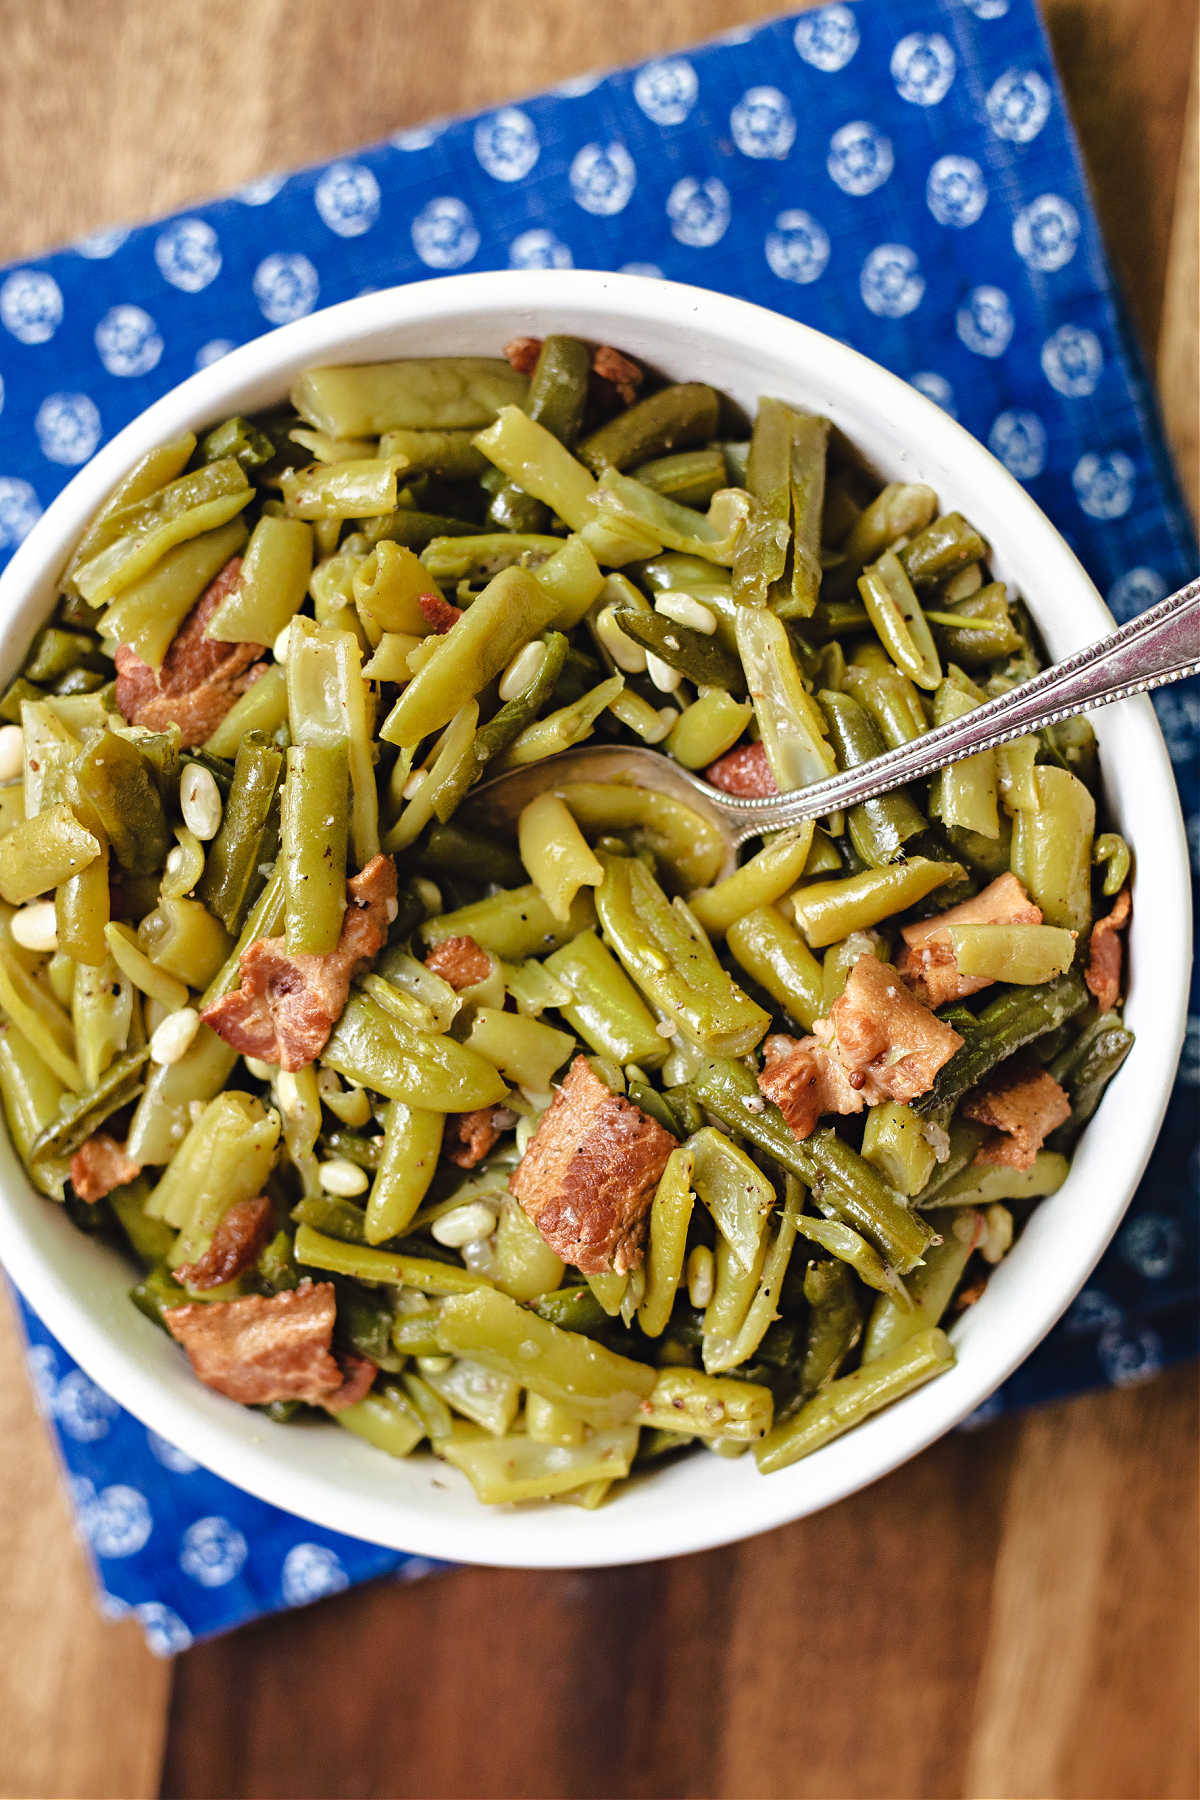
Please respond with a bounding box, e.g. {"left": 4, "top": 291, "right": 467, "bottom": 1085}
{"left": 471, "top": 578, "right": 1200, "bottom": 877}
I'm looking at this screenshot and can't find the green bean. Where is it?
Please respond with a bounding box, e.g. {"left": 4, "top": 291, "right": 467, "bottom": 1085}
{"left": 820, "top": 689, "right": 926, "bottom": 867}
{"left": 611, "top": 609, "right": 743, "bottom": 692}
{"left": 913, "top": 1119, "right": 987, "bottom": 1202}
{"left": 793, "top": 1212, "right": 909, "bottom": 1305}
{"left": 1011, "top": 765, "right": 1096, "bottom": 934}
{"left": 75, "top": 730, "right": 171, "bottom": 877}
{"left": 492, "top": 675, "right": 623, "bottom": 772}
{"left": 735, "top": 399, "right": 828, "bottom": 618}
{"left": 0, "top": 1017, "right": 66, "bottom": 1189}
{"left": 1048, "top": 1018, "right": 1134, "bottom": 1150}
{"left": 0, "top": 804, "right": 101, "bottom": 905}
{"left": 639, "top": 1366, "right": 773, "bottom": 1440}
{"left": 148, "top": 1091, "right": 279, "bottom": 1263}
{"left": 439, "top": 1423, "right": 640, "bottom": 1503}
{"left": 422, "top": 882, "right": 594, "bottom": 962}
{"left": 476, "top": 408, "right": 656, "bottom": 564}
{"left": 689, "top": 1125, "right": 776, "bottom": 1272}
{"left": 198, "top": 864, "right": 285, "bottom": 1009}
{"left": 199, "top": 414, "right": 275, "bottom": 471}
{"left": 109, "top": 1180, "right": 177, "bottom": 1267}
{"left": 544, "top": 929, "right": 667, "bottom": 1068}
{"left": 23, "top": 628, "right": 101, "bottom": 686}
{"left": 688, "top": 1057, "right": 931, "bottom": 1273}
{"left": 927, "top": 678, "right": 1000, "bottom": 840}
{"left": 73, "top": 460, "right": 253, "bottom": 608}
{"left": 633, "top": 447, "right": 728, "bottom": 509}
{"left": 195, "top": 732, "right": 284, "bottom": 935}
{"left": 279, "top": 743, "right": 348, "bottom": 955}
{"left": 637, "top": 1145, "right": 694, "bottom": 1337}
{"left": 921, "top": 1152, "right": 1068, "bottom": 1208}
{"left": 377, "top": 428, "right": 490, "bottom": 481}
{"left": 201, "top": 664, "right": 287, "bottom": 757}
{"left": 788, "top": 857, "right": 963, "bottom": 948}
{"left": 436, "top": 1287, "right": 656, "bottom": 1424}
{"left": 420, "top": 532, "right": 565, "bottom": 584}
{"left": 1093, "top": 832, "right": 1132, "bottom": 898}
{"left": 947, "top": 922, "right": 1077, "bottom": 985}
{"left": 488, "top": 336, "right": 593, "bottom": 531}
{"left": 666, "top": 690, "right": 754, "bottom": 770}
{"left": 281, "top": 457, "right": 405, "bottom": 521}
{"left": 836, "top": 483, "right": 939, "bottom": 578}
{"left": 861, "top": 1100, "right": 938, "bottom": 1198}
{"left": 96, "top": 519, "right": 249, "bottom": 672}
{"left": 595, "top": 853, "right": 769, "bottom": 1058}
{"left": 735, "top": 606, "right": 838, "bottom": 790}
{"left": 293, "top": 1221, "right": 490, "bottom": 1294}
{"left": 208, "top": 515, "right": 312, "bottom": 644}
{"left": 589, "top": 471, "right": 746, "bottom": 566}
{"left": 323, "top": 992, "right": 508, "bottom": 1111}
{"left": 336, "top": 1385, "right": 426, "bottom": 1458}
{"left": 293, "top": 359, "right": 528, "bottom": 436}
{"left": 382, "top": 565, "right": 562, "bottom": 748}
{"left": 912, "top": 971, "right": 1089, "bottom": 1123}
{"left": 725, "top": 904, "right": 825, "bottom": 1032}
{"left": 125, "top": 1024, "right": 237, "bottom": 1167}
{"left": 72, "top": 952, "right": 135, "bottom": 1088}
{"left": 30, "top": 1046, "right": 149, "bottom": 1188}
{"left": 0, "top": 941, "right": 82, "bottom": 1089}
{"left": 551, "top": 781, "right": 726, "bottom": 891}
{"left": 756, "top": 1326, "right": 954, "bottom": 1472}
{"left": 897, "top": 512, "right": 987, "bottom": 587}
{"left": 532, "top": 1284, "right": 610, "bottom": 1336}
{"left": 863, "top": 1210, "right": 981, "bottom": 1363}
{"left": 705, "top": 1186, "right": 801, "bottom": 1373}
{"left": 858, "top": 549, "right": 942, "bottom": 690}
{"left": 290, "top": 1194, "right": 369, "bottom": 1243}
{"left": 466, "top": 1006, "right": 574, "bottom": 1094}
{"left": 930, "top": 586, "right": 1021, "bottom": 667}
{"left": 103, "top": 923, "right": 188, "bottom": 1010}
{"left": 286, "top": 619, "right": 378, "bottom": 865}
{"left": 62, "top": 434, "right": 197, "bottom": 593}
{"left": 578, "top": 383, "right": 721, "bottom": 474}
{"left": 799, "top": 1259, "right": 863, "bottom": 1397}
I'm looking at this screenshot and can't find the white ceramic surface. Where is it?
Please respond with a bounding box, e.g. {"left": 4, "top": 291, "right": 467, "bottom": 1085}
{"left": 0, "top": 272, "right": 1189, "bottom": 1566}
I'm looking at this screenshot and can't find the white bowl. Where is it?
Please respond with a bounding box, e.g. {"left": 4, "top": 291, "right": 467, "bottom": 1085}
{"left": 0, "top": 272, "right": 1189, "bottom": 1565}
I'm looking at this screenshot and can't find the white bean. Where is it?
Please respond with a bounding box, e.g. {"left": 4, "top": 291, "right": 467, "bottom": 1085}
{"left": 0, "top": 724, "right": 24, "bottom": 784}
{"left": 645, "top": 651, "right": 683, "bottom": 694}
{"left": 687, "top": 1244, "right": 715, "bottom": 1309}
{"left": 431, "top": 1199, "right": 499, "bottom": 1248}
{"left": 318, "top": 1157, "right": 370, "bottom": 1197}
{"left": 497, "top": 640, "right": 546, "bottom": 702}
{"left": 149, "top": 1007, "right": 201, "bottom": 1066}
{"left": 595, "top": 604, "right": 647, "bottom": 674}
{"left": 273, "top": 622, "right": 292, "bottom": 663}
{"left": 655, "top": 592, "right": 717, "bottom": 634}
{"left": 179, "top": 764, "right": 222, "bottom": 841}
{"left": 10, "top": 901, "right": 57, "bottom": 953}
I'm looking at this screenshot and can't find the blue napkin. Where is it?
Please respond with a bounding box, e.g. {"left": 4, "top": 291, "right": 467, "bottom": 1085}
{"left": 1, "top": 0, "right": 1196, "bottom": 1652}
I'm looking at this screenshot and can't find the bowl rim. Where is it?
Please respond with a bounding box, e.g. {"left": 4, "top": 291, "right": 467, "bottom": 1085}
{"left": 0, "top": 270, "right": 1190, "bottom": 1567}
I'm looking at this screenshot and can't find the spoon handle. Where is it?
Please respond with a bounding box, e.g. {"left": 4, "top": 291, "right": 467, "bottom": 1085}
{"left": 735, "top": 577, "right": 1200, "bottom": 839}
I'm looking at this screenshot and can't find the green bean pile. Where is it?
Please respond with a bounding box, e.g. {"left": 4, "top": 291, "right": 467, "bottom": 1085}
{"left": 0, "top": 338, "right": 1135, "bottom": 1505}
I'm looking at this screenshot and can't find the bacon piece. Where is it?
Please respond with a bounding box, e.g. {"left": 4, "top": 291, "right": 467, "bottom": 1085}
{"left": 114, "top": 558, "right": 268, "bottom": 747}
{"left": 510, "top": 1055, "right": 674, "bottom": 1275}
{"left": 1084, "top": 887, "right": 1131, "bottom": 1013}
{"left": 502, "top": 336, "right": 542, "bottom": 375}
{"left": 963, "top": 1062, "right": 1071, "bottom": 1169}
{"left": 898, "top": 873, "right": 1043, "bottom": 1008}
{"left": 818, "top": 953, "right": 964, "bottom": 1105}
{"left": 704, "top": 741, "right": 777, "bottom": 798}
{"left": 200, "top": 854, "right": 396, "bottom": 1072}
{"left": 418, "top": 591, "right": 463, "bottom": 634}
{"left": 163, "top": 1280, "right": 344, "bottom": 1406}
{"left": 323, "top": 1350, "right": 377, "bottom": 1413}
{"left": 757, "top": 1032, "right": 865, "bottom": 1140}
{"left": 444, "top": 1104, "right": 509, "bottom": 1169}
{"left": 423, "top": 934, "right": 492, "bottom": 992}
{"left": 68, "top": 1132, "right": 141, "bottom": 1203}
{"left": 591, "top": 344, "right": 643, "bottom": 408}
{"left": 174, "top": 1195, "right": 273, "bottom": 1291}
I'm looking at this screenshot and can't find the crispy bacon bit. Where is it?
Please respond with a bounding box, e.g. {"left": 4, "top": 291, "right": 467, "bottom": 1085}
{"left": 898, "top": 873, "right": 1043, "bottom": 1008}
{"left": 1085, "top": 887, "right": 1131, "bottom": 1013}
{"left": 818, "top": 953, "right": 964, "bottom": 1105}
{"left": 502, "top": 336, "right": 542, "bottom": 375}
{"left": 69, "top": 1132, "right": 141, "bottom": 1203}
{"left": 510, "top": 1055, "right": 674, "bottom": 1275}
{"left": 757, "top": 1032, "right": 865, "bottom": 1140}
{"left": 418, "top": 591, "right": 463, "bottom": 634}
{"left": 591, "top": 344, "right": 643, "bottom": 408}
{"left": 323, "top": 1350, "right": 377, "bottom": 1413}
{"left": 114, "top": 558, "right": 268, "bottom": 747}
{"left": 444, "top": 1104, "right": 509, "bottom": 1169}
{"left": 963, "top": 1062, "right": 1071, "bottom": 1169}
{"left": 423, "top": 934, "right": 492, "bottom": 992}
{"left": 174, "top": 1195, "right": 273, "bottom": 1291}
{"left": 704, "top": 741, "right": 777, "bottom": 798}
{"left": 163, "top": 1279, "right": 344, "bottom": 1407}
{"left": 200, "top": 854, "right": 396, "bottom": 1071}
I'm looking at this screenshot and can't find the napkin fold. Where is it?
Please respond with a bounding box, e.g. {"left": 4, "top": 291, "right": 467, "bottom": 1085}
{"left": 0, "top": 0, "right": 1195, "bottom": 1651}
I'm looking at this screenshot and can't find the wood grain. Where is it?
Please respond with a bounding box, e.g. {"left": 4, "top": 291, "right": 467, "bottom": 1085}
{"left": 0, "top": 4, "right": 1195, "bottom": 1798}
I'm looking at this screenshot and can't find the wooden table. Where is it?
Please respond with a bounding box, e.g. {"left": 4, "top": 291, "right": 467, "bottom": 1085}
{"left": 0, "top": 3, "right": 1196, "bottom": 1795}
